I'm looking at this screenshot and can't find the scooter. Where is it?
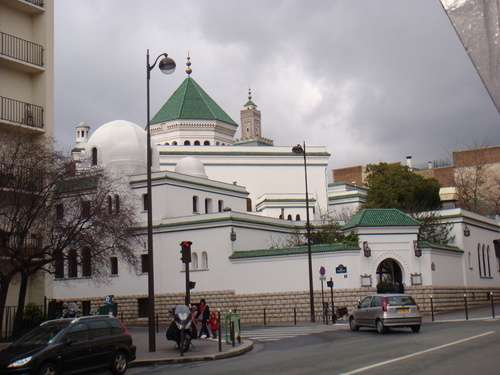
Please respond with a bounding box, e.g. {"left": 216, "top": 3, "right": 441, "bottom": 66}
{"left": 166, "top": 305, "right": 193, "bottom": 355}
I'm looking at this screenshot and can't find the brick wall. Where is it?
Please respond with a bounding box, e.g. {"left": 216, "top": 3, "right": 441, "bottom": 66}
{"left": 333, "top": 166, "right": 363, "bottom": 185}
{"left": 453, "top": 146, "right": 500, "bottom": 168}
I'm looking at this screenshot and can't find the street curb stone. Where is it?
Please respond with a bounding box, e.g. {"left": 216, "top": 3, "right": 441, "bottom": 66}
{"left": 129, "top": 340, "right": 253, "bottom": 367}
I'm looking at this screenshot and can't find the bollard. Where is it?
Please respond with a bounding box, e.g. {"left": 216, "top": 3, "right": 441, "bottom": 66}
{"left": 491, "top": 292, "right": 495, "bottom": 319}
{"left": 237, "top": 318, "right": 241, "bottom": 344}
{"left": 325, "top": 303, "right": 329, "bottom": 325}
{"left": 430, "top": 295, "right": 434, "bottom": 322}
{"left": 217, "top": 311, "right": 222, "bottom": 352}
{"left": 264, "top": 308, "right": 267, "bottom": 326}
{"left": 331, "top": 300, "right": 335, "bottom": 324}
{"left": 230, "top": 321, "right": 235, "bottom": 347}
{"left": 464, "top": 294, "right": 469, "bottom": 320}
{"left": 155, "top": 313, "right": 159, "bottom": 333}
{"left": 294, "top": 307, "right": 297, "bottom": 326}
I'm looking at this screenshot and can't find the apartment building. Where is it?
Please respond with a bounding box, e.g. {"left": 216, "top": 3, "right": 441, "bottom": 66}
{"left": 0, "top": 0, "right": 53, "bottom": 141}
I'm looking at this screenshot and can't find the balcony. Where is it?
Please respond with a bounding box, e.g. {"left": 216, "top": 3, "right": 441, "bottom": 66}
{"left": 0, "top": 31, "right": 44, "bottom": 72}
{"left": 0, "top": 96, "right": 44, "bottom": 132}
{"left": 0, "top": 0, "right": 44, "bottom": 14}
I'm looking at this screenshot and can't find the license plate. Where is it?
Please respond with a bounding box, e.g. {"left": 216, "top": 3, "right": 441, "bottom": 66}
{"left": 398, "top": 308, "right": 410, "bottom": 314}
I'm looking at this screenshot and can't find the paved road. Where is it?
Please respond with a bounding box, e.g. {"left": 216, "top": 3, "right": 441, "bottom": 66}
{"left": 127, "top": 319, "right": 500, "bottom": 375}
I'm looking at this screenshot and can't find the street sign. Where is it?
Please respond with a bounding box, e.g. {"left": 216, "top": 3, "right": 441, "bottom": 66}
{"left": 335, "top": 264, "right": 347, "bottom": 274}
{"left": 327, "top": 279, "right": 334, "bottom": 288}
{"left": 319, "top": 266, "right": 326, "bottom": 276}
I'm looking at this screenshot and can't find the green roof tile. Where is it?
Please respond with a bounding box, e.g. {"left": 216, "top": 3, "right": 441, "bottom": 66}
{"left": 151, "top": 77, "right": 237, "bottom": 126}
{"left": 229, "top": 243, "right": 360, "bottom": 260}
{"left": 343, "top": 208, "right": 419, "bottom": 229}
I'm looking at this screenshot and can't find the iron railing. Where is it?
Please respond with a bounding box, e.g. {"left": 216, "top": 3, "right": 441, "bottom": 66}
{"left": 25, "top": 0, "right": 44, "bottom": 7}
{"left": 0, "top": 96, "right": 44, "bottom": 129}
{"left": 0, "top": 31, "right": 44, "bottom": 67}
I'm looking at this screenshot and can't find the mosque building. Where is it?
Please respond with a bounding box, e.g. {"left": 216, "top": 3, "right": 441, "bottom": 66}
{"left": 59, "top": 58, "right": 500, "bottom": 322}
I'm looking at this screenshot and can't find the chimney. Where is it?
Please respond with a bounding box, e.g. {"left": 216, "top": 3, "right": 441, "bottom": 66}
{"left": 427, "top": 161, "right": 433, "bottom": 170}
{"left": 406, "top": 155, "right": 412, "bottom": 170}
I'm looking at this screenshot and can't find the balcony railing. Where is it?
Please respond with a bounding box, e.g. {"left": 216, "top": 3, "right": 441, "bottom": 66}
{"left": 0, "top": 96, "right": 44, "bottom": 129}
{"left": 0, "top": 31, "right": 43, "bottom": 67}
{"left": 25, "top": 0, "right": 44, "bottom": 7}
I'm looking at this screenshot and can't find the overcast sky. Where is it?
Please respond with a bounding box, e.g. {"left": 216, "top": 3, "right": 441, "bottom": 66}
{"left": 55, "top": 0, "right": 500, "bottom": 169}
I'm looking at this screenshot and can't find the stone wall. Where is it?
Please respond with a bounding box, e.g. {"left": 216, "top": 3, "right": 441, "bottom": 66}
{"left": 59, "top": 286, "right": 500, "bottom": 325}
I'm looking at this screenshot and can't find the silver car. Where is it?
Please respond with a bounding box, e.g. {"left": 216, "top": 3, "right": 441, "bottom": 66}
{"left": 349, "top": 294, "right": 422, "bottom": 334}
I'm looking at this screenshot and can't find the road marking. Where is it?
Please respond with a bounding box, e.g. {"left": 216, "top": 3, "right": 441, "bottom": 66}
{"left": 341, "top": 331, "right": 495, "bottom": 375}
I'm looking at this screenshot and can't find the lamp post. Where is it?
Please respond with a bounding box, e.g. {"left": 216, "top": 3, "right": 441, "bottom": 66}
{"left": 146, "top": 50, "right": 176, "bottom": 352}
{"left": 292, "top": 142, "right": 315, "bottom": 322}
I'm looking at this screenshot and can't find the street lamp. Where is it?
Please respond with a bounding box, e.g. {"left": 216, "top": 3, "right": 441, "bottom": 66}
{"left": 146, "top": 50, "right": 176, "bottom": 352}
{"left": 292, "top": 142, "right": 315, "bottom": 322}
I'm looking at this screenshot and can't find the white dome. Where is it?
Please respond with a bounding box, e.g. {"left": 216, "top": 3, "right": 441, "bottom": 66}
{"left": 174, "top": 157, "right": 207, "bottom": 178}
{"left": 86, "top": 120, "right": 159, "bottom": 175}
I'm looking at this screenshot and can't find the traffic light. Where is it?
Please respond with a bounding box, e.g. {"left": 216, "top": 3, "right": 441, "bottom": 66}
{"left": 180, "top": 241, "right": 192, "bottom": 264}
{"left": 188, "top": 281, "right": 196, "bottom": 290}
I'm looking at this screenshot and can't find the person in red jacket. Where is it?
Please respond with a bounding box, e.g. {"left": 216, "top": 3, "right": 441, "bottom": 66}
{"left": 208, "top": 311, "right": 218, "bottom": 338}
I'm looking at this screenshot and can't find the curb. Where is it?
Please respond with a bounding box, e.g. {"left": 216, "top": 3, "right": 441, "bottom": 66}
{"left": 130, "top": 340, "right": 253, "bottom": 367}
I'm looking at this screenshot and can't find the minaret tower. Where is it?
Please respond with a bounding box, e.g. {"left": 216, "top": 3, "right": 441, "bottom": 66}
{"left": 240, "top": 88, "right": 262, "bottom": 140}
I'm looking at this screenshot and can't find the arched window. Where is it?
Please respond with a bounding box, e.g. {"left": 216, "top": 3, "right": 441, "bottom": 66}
{"left": 205, "top": 198, "right": 213, "bottom": 213}
{"left": 192, "top": 196, "right": 199, "bottom": 213}
{"left": 194, "top": 140, "right": 200, "bottom": 145}
{"left": 164, "top": 142, "right": 170, "bottom": 146}
{"left": 295, "top": 214, "right": 301, "bottom": 221}
{"left": 114, "top": 195, "right": 120, "bottom": 213}
{"left": 184, "top": 140, "right": 191, "bottom": 146}
{"left": 478, "top": 244, "right": 482, "bottom": 277}
{"left": 107, "top": 196, "right": 113, "bottom": 214}
{"left": 54, "top": 251, "right": 64, "bottom": 279}
{"left": 487, "top": 245, "right": 491, "bottom": 277}
{"left": 216, "top": 141, "right": 220, "bottom": 145}
{"left": 91, "top": 147, "right": 98, "bottom": 166}
{"left": 287, "top": 214, "right": 292, "bottom": 221}
{"left": 203, "top": 141, "right": 210, "bottom": 146}
{"left": 246, "top": 198, "right": 252, "bottom": 212}
{"left": 172, "top": 141, "right": 178, "bottom": 145}
{"left": 191, "top": 252, "right": 198, "bottom": 270}
{"left": 468, "top": 252, "right": 472, "bottom": 269}
{"left": 482, "top": 244, "right": 487, "bottom": 277}
{"left": 221, "top": 143, "right": 225, "bottom": 146}
{"left": 201, "top": 251, "right": 208, "bottom": 269}
{"left": 218, "top": 200, "right": 224, "bottom": 212}
{"left": 81, "top": 248, "right": 92, "bottom": 277}
{"left": 68, "top": 249, "right": 78, "bottom": 278}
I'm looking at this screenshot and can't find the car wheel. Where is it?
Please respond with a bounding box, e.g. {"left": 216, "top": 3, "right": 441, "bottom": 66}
{"left": 411, "top": 325, "right": 421, "bottom": 333}
{"left": 111, "top": 351, "right": 128, "bottom": 375}
{"left": 376, "top": 320, "right": 386, "bottom": 334}
{"left": 349, "top": 317, "right": 359, "bottom": 331}
{"left": 39, "top": 362, "right": 58, "bottom": 375}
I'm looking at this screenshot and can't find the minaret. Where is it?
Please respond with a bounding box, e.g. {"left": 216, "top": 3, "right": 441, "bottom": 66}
{"left": 240, "top": 88, "right": 262, "bottom": 140}
{"left": 72, "top": 122, "right": 90, "bottom": 163}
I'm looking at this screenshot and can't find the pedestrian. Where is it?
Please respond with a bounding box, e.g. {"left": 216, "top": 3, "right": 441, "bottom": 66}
{"left": 196, "top": 299, "right": 211, "bottom": 339}
{"left": 208, "top": 311, "right": 218, "bottom": 338}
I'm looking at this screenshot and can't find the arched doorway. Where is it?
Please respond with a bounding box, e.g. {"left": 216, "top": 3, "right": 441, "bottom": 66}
{"left": 376, "top": 258, "right": 404, "bottom": 293}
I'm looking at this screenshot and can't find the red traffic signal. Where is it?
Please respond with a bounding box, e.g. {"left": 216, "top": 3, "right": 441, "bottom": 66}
{"left": 180, "top": 241, "right": 192, "bottom": 264}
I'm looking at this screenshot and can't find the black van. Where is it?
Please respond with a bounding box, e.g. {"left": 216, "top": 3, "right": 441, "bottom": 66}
{"left": 0, "top": 315, "right": 136, "bottom": 375}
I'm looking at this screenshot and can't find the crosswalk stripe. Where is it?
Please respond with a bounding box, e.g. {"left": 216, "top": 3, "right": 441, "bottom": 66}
{"left": 241, "top": 324, "right": 346, "bottom": 342}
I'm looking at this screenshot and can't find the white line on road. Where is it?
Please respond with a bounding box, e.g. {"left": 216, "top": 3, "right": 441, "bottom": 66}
{"left": 341, "top": 331, "right": 495, "bottom": 375}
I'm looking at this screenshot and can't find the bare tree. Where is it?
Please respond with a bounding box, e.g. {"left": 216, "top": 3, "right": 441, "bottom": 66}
{"left": 0, "top": 140, "right": 140, "bottom": 335}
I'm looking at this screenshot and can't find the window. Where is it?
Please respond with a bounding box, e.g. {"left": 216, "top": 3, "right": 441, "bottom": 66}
{"left": 359, "top": 297, "right": 371, "bottom": 309}
{"left": 295, "top": 214, "right": 301, "bottom": 221}
{"left": 91, "top": 148, "right": 98, "bottom": 166}
{"left": 218, "top": 200, "right": 224, "bottom": 213}
{"left": 81, "top": 201, "right": 91, "bottom": 218}
{"left": 88, "top": 320, "right": 111, "bottom": 339}
{"left": 110, "top": 257, "right": 118, "bottom": 275}
{"left": 56, "top": 204, "right": 64, "bottom": 221}
{"left": 287, "top": 214, "right": 292, "bottom": 221}
{"left": 164, "top": 142, "right": 170, "bottom": 146}
{"left": 81, "top": 248, "right": 92, "bottom": 277}
{"left": 203, "top": 141, "right": 210, "bottom": 146}
{"left": 487, "top": 245, "right": 491, "bottom": 277}
{"left": 192, "top": 252, "right": 198, "bottom": 270}
{"left": 109, "top": 319, "right": 123, "bottom": 335}
{"left": 65, "top": 323, "right": 88, "bottom": 343}
{"left": 68, "top": 249, "right": 78, "bottom": 278}
{"left": 172, "top": 141, "right": 178, "bottom": 145}
{"left": 205, "top": 198, "right": 212, "bottom": 214}
{"left": 482, "top": 244, "right": 487, "bottom": 277}
{"left": 114, "top": 195, "right": 120, "bottom": 213}
{"left": 370, "top": 296, "right": 381, "bottom": 307}
{"left": 141, "top": 254, "right": 149, "bottom": 273}
{"left": 107, "top": 196, "right": 113, "bottom": 215}
{"left": 478, "top": 244, "right": 482, "bottom": 277}
{"left": 54, "top": 251, "right": 64, "bottom": 279}
{"left": 216, "top": 142, "right": 220, "bottom": 145}
{"left": 468, "top": 252, "right": 472, "bottom": 269}
{"left": 246, "top": 198, "right": 252, "bottom": 212}
{"left": 137, "top": 298, "right": 149, "bottom": 318}
{"left": 82, "top": 301, "right": 91, "bottom": 316}
{"left": 184, "top": 140, "right": 191, "bottom": 146}
{"left": 194, "top": 140, "right": 200, "bottom": 145}
{"left": 201, "top": 251, "right": 208, "bottom": 269}
{"left": 143, "top": 194, "right": 148, "bottom": 211}
{"left": 192, "top": 196, "right": 199, "bottom": 213}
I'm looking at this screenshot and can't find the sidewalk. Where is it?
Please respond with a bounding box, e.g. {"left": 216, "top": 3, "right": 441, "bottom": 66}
{"left": 423, "top": 303, "right": 500, "bottom": 323}
{"left": 128, "top": 327, "right": 253, "bottom": 366}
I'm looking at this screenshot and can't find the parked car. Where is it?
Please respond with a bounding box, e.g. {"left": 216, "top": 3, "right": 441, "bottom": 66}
{"left": 0, "top": 315, "right": 135, "bottom": 375}
{"left": 348, "top": 294, "right": 422, "bottom": 334}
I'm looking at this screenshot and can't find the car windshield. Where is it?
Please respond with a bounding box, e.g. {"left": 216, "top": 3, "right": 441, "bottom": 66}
{"left": 388, "top": 296, "right": 416, "bottom": 306}
{"left": 13, "top": 321, "right": 70, "bottom": 346}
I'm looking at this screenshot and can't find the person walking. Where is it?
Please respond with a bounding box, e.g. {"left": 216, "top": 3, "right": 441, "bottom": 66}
{"left": 197, "top": 299, "right": 211, "bottom": 338}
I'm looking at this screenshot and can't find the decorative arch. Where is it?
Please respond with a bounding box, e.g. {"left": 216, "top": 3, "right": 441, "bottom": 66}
{"left": 191, "top": 252, "right": 198, "bottom": 270}
{"left": 184, "top": 140, "right": 191, "bottom": 146}
{"left": 295, "top": 214, "right": 301, "bottom": 221}
{"left": 91, "top": 147, "right": 98, "bottom": 166}
{"left": 203, "top": 140, "right": 210, "bottom": 146}
{"left": 287, "top": 214, "right": 292, "bottom": 221}
{"left": 172, "top": 141, "right": 178, "bottom": 145}
{"left": 376, "top": 258, "right": 404, "bottom": 293}
{"left": 194, "top": 140, "right": 200, "bottom": 145}
{"left": 201, "top": 251, "right": 208, "bottom": 269}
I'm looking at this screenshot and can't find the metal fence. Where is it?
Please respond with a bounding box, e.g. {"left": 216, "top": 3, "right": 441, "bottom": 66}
{"left": 25, "top": 0, "right": 44, "bottom": 7}
{"left": 0, "top": 31, "right": 44, "bottom": 67}
{"left": 0, "top": 96, "right": 44, "bottom": 129}
{"left": 428, "top": 291, "right": 499, "bottom": 321}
